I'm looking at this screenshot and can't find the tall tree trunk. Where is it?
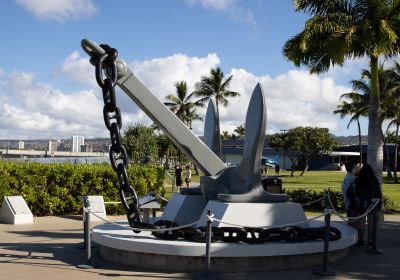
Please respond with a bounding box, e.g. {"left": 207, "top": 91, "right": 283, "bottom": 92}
{"left": 367, "top": 56, "right": 384, "bottom": 184}
{"left": 300, "top": 158, "right": 309, "bottom": 176}
{"left": 382, "top": 129, "right": 392, "bottom": 178}
{"left": 290, "top": 157, "right": 296, "bottom": 176}
{"left": 357, "top": 118, "right": 363, "bottom": 164}
{"left": 394, "top": 124, "right": 399, "bottom": 183}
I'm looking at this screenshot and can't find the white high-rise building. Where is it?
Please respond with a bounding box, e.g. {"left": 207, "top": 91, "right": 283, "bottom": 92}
{"left": 72, "top": 136, "right": 84, "bottom": 152}
{"left": 18, "top": 141, "right": 24, "bottom": 150}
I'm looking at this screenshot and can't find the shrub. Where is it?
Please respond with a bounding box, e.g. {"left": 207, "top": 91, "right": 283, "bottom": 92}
{"left": 284, "top": 187, "right": 396, "bottom": 213}
{"left": 382, "top": 195, "right": 398, "bottom": 213}
{"left": 0, "top": 162, "right": 164, "bottom": 216}
{"left": 284, "top": 188, "right": 345, "bottom": 211}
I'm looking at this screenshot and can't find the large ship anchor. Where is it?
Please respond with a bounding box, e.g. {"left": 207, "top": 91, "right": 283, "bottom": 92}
{"left": 81, "top": 38, "right": 287, "bottom": 203}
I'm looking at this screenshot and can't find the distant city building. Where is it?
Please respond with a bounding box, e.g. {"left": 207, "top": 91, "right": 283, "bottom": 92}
{"left": 81, "top": 143, "right": 93, "bottom": 153}
{"left": 57, "top": 141, "right": 65, "bottom": 151}
{"left": 48, "top": 140, "right": 63, "bottom": 152}
{"left": 72, "top": 136, "right": 85, "bottom": 152}
{"left": 18, "top": 141, "right": 24, "bottom": 150}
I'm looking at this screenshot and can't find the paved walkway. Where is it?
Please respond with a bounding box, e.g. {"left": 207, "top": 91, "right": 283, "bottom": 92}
{"left": 1, "top": 215, "right": 399, "bottom": 280}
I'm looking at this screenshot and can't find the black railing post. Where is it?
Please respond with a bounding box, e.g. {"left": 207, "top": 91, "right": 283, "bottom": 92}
{"left": 205, "top": 210, "right": 212, "bottom": 273}
{"left": 77, "top": 198, "right": 94, "bottom": 269}
{"left": 312, "top": 195, "right": 336, "bottom": 276}
{"left": 194, "top": 210, "right": 218, "bottom": 280}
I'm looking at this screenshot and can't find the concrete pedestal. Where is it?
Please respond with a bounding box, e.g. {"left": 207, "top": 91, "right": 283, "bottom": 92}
{"left": 197, "top": 200, "right": 309, "bottom": 228}
{"left": 91, "top": 194, "right": 357, "bottom": 272}
{"left": 92, "top": 220, "right": 357, "bottom": 272}
{"left": 160, "top": 193, "right": 206, "bottom": 225}
{"left": 160, "top": 194, "right": 308, "bottom": 229}
{"left": 0, "top": 196, "right": 33, "bottom": 224}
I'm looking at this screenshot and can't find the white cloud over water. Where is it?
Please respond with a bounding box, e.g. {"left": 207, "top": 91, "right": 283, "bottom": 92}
{"left": 0, "top": 70, "right": 105, "bottom": 139}
{"left": 0, "top": 51, "right": 352, "bottom": 139}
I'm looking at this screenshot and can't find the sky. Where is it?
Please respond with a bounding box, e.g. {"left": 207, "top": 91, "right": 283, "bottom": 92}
{"left": 0, "top": 0, "right": 390, "bottom": 140}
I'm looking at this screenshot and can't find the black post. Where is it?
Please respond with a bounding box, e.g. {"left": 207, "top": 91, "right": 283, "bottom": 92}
{"left": 312, "top": 195, "right": 336, "bottom": 276}
{"left": 82, "top": 196, "right": 90, "bottom": 249}
{"left": 205, "top": 210, "right": 212, "bottom": 273}
{"left": 77, "top": 198, "right": 94, "bottom": 269}
{"left": 193, "top": 210, "right": 218, "bottom": 280}
{"left": 77, "top": 196, "right": 88, "bottom": 249}
{"left": 85, "top": 199, "right": 92, "bottom": 264}
{"left": 367, "top": 198, "right": 383, "bottom": 254}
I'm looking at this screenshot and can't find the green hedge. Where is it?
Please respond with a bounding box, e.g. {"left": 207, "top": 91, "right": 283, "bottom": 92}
{"left": 0, "top": 162, "right": 164, "bottom": 216}
{"left": 284, "top": 188, "right": 397, "bottom": 213}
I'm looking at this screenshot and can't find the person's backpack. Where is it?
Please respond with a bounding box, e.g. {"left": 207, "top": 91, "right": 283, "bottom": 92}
{"left": 352, "top": 177, "right": 370, "bottom": 212}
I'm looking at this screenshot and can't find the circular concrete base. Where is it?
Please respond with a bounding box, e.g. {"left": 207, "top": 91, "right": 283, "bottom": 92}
{"left": 92, "top": 220, "right": 357, "bottom": 272}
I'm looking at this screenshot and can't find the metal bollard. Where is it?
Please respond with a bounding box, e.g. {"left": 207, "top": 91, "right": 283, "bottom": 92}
{"left": 312, "top": 208, "right": 336, "bottom": 276}
{"left": 193, "top": 210, "right": 219, "bottom": 280}
{"left": 205, "top": 210, "right": 212, "bottom": 273}
{"left": 78, "top": 196, "right": 94, "bottom": 250}
{"left": 367, "top": 198, "right": 383, "bottom": 254}
{"left": 77, "top": 196, "right": 88, "bottom": 249}
{"left": 77, "top": 198, "right": 94, "bottom": 269}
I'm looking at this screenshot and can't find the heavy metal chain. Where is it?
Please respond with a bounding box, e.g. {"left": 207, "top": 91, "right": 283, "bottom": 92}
{"left": 150, "top": 220, "right": 342, "bottom": 243}
{"left": 93, "top": 44, "right": 142, "bottom": 228}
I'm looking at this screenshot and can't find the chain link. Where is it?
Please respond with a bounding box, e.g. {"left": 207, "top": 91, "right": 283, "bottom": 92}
{"left": 146, "top": 220, "right": 341, "bottom": 243}
{"left": 93, "top": 43, "right": 142, "bottom": 228}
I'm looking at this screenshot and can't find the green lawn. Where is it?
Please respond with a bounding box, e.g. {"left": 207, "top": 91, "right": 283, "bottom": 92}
{"left": 281, "top": 171, "right": 400, "bottom": 209}
{"left": 162, "top": 169, "right": 400, "bottom": 211}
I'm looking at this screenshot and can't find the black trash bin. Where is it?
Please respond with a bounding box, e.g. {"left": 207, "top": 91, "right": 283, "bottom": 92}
{"left": 261, "top": 176, "right": 282, "bottom": 194}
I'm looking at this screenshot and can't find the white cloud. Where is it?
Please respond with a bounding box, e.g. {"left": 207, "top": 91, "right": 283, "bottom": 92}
{"left": 2, "top": 51, "right": 353, "bottom": 139}
{"left": 0, "top": 71, "right": 106, "bottom": 139}
{"left": 59, "top": 51, "right": 97, "bottom": 87}
{"left": 186, "top": 0, "right": 256, "bottom": 28}
{"left": 0, "top": 68, "right": 4, "bottom": 76}
{"left": 217, "top": 69, "right": 351, "bottom": 136}
{"left": 322, "top": 56, "right": 369, "bottom": 83}
{"left": 124, "top": 55, "right": 351, "bottom": 136}
{"left": 15, "top": 0, "right": 98, "bottom": 22}
{"left": 130, "top": 53, "right": 220, "bottom": 99}
{"left": 198, "top": 0, "right": 236, "bottom": 11}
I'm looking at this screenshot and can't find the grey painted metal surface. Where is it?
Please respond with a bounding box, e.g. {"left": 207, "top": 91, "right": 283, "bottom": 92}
{"left": 117, "top": 68, "right": 227, "bottom": 176}
{"left": 81, "top": 39, "right": 226, "bottom": 176}
{"left": 201, "top": 84, "right": 287, "bottom": 202}
{"left": 81, "top": 38, "right": 287, "bottom": 202}
{"left": 203, "top": 100, "right": 221, "bottom": 158}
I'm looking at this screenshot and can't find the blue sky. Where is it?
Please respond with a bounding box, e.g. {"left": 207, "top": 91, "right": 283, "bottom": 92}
{"left": 0, "top": 0, "right": 383, "bottom": 140}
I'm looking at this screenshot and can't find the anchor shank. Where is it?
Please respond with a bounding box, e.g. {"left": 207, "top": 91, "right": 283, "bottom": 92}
{"left": 117, "top": 70, "right": 226, "bottom": 176}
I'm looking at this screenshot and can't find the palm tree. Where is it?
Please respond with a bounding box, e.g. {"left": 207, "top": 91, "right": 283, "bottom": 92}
{"left": 164, "top": 80, "right": 203, "bottom": 173}
{"left": 386, "top": 114, "right": 400, "bottom": 182}
{"left": 384, "top": 61, "right": 400, "bottom": 182}
{"left": 221, "top": 131, "right": 231, "bottom": 140}
{"left": 194, "top": 67, "right": 240, "bottom": 117}
{"left": 164, "top": 81, "right": 204, "bottom": 127}
{"left": 334, "top": 91, "right": 368, "bottom": 164}
{"left": 335, "top": 66, "right": 395, "bottom": 176}
{"left": 283, "top": 0, "right": 400, "bottom": 182}
{"left": 234, "top": 124, "right": 245, "bottom": 138}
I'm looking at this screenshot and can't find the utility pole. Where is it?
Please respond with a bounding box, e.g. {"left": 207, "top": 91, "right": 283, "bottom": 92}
{"left": 280, "top": 129, "right": 289, "bottom": 170}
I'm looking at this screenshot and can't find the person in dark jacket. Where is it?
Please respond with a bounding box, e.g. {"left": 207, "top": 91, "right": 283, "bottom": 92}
{"left": 353, "top": 163, "right": 383, "bottom": 246}
{"left": 175, "top": 165, "right": 182, "bottom": 191}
